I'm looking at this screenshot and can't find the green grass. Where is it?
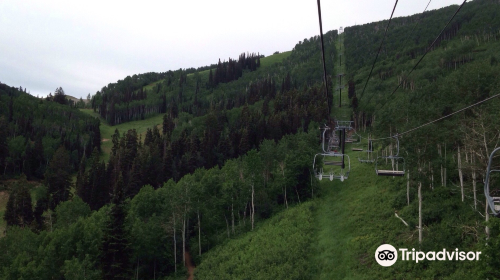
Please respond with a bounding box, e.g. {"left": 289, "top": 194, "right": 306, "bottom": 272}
{"left": 311, "top": 143, "right": 411, "bottom": 279}
{"left": 81, "top": 50, "right": 293, "bottom": 163}
{"left": 80, "top": 109, "right": 165, "bottom": 162}
{"left": 260, "top": 51, "right": 291, "bottom": 68}
{"left": 195, "top": 201, "right": 316, "bottom": 280}
{"left": 0, "top": 191, "right": 7, "bottom": 237}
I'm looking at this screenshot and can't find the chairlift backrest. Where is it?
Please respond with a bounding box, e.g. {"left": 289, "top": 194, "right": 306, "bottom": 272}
{"left": 485, "top": 147, "right": 500, "bottom": 216}
{"left": 375, "top": 136, "right": 405, "bottom": 176}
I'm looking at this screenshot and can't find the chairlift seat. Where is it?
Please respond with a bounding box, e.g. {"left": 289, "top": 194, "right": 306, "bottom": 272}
{"left": 324, "top": 161, "right": 343, "bottom": 166}
{"left": 376, "top": 170, "right": 405, "bottom": 176}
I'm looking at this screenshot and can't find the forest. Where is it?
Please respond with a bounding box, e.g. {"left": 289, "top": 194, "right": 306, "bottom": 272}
{"left": 2, "top": 0, "right": 500, "bottom": 279}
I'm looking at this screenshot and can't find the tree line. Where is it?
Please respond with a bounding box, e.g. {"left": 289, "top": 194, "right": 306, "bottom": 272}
{"left": 0, "top": 126, "right": 320, "bottom": 279}
{"left": 0, "top": 83, "right": 100, "bottom": 181}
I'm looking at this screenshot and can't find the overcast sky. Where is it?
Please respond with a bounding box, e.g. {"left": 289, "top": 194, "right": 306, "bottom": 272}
{"left": 0, "top": 0, "right": 464, "bottom": 99}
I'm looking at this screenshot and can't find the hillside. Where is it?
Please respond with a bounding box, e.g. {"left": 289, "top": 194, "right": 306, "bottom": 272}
{"left": 193, "top": 0, "right": 500, "bottom": 278}
{"left": 2, "top": 0, "right": 500, "bottom": 279}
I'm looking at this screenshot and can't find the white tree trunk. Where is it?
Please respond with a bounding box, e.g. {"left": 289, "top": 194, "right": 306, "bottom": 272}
{"left": 231, "top": 200, "right": 235, "bottom": 234}
{"left": 407, "top": 170, "right": 410, "bottom": 206}
{"left": 444, "top": 143, "right": 447, "bottom": 187}
{"left": 419, "top": 182, "right": 422, "bottom": 244}
{"left": 173, "top": 213, "right": 177, "bottom": 273}
{"left": 458, "top": 146, "right": 464, "bottom": 202}
{"left": 198, "top": 210, "right": 201, "bottom": 256}
{"left": 182, "top": 210, "right": 186, "bottom": 266}
{"left": 472, "top": 153, "right": 477, "bottom": 210}
{"left": 251, "top": 183, "right": 255, "bottom": 230}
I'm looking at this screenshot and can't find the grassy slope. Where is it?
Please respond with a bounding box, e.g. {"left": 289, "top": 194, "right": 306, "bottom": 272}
{"left": 260, "top": 51, "right": 292, "bottom": 68}
{"left": 191, "top": 32, "right": 481, "bottom": 280}
{"left": 80, "top": 109, "right": 165, "bottom": 162}
{"left": 192, "top": 135, "right": 475, "bottom": 279}
{"left": 195, "top": 201, "right": 315, "bottom": 280}
{"left": 80, "top": 51, "right": 292, "bottom": 162}
{"left": 145, "top": 52, "right": 291, "bottom": 91}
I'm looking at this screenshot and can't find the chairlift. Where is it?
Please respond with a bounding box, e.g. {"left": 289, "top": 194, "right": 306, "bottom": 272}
{"left": 313, "top": 153, "right": 351, "bottom": 182}
{"left": 358, "top": 139, "right": 375, "bottom": 162}
{"left": 328, "top": 132, "right": 340, "bottom": 150}
{"left": 350, "top": 131, "right": 363, "bottom": 151}
{"left": 484, "top": 147, "right": 500, "bottom": 217}
{"left": 335, "top": 120, "right": 353, "bottom": 131}
{"left": 375, "top": 137, "right": 405, "bottom": 176}
{"left": 345, "top": 133, "right": 359, "bottom": 144}
{"left": 320, "top": 126, "right": 331, "bottom": 153}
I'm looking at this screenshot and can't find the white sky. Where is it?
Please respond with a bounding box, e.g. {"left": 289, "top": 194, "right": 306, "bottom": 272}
{"left": 0, "top": 0, "right": 464, "bottom": 98}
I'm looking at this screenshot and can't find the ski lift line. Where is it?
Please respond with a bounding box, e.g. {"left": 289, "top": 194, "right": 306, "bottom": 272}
{"left": 316, "top": 0, "right": 330, "bottom": 116}
{"left": 423, "top": 0, "right": 433, "bottom": 13}
{"left": 379, "top": 0, "right": 467, "bottom": 108}
{"left": 359, "top": 0, "right": 399, "bottom": 100}
{"left": 369, "top": 93, "right": 500, "bottom": 142}
{"left": 396, "top": 93, "right": 500, "bottom": 137}
{"left": 400, "top": 0, "right": 433, "bottom": 50}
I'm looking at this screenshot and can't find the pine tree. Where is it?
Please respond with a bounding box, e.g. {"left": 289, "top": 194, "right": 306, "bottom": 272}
{"left": 144, "top": 128, "right": 153, "bottom": 147}
{"left": 100, "top": 173, "right": 131, "bottom": 279}
{"left": 4, "top": 176, "right": 34, "bottom": 228}
{"left": 45, "top": 146, "right": 72, "bottom": 210}
{"left": 111, "top": 129, "right": 120, "bottom": 156}
{"left": 93, "top": 121, "right": 102, "bottom": 152}
{"left": 0, "top": 116, "right": 7, "bottom": 173}
{"left": 53, "top": 87, "right": 68, "bottom": 105}
{"left": 239, "top": 128, "right": 250, "bottom": 156}
{"left": 33, "top": 135, "right": 45, "bottom": 178}
{"left": 76, "top": 155, "right": 87, "bottom": 202}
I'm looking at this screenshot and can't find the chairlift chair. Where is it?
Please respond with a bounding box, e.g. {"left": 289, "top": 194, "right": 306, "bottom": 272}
{"left": 375, "top": 137, "right": 405, "bottom": 176}
{"left": 335, "top": 120, "right": 353, "bottom": 131}
{"left": 328, "top": 133, "right": 340, "bottom": 151}
{"left": 358, "top": 140, "right": 375, "bottom": 163}
{"left": 484, "top": 147, "right": 500, "bottom": 216}
{"left": 313, "top": 153, "right": 351, "bottom": 182}
{"left": 320, "top": 126, "right": 331, "bottom": 153}
{"left": 350, "top": 131, "right": 363, "bottom": 151}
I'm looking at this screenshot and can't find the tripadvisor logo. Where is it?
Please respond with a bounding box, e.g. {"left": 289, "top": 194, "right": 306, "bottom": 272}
{"left": 375, "top": 244, "right": 398, "bottom": 267}
{"left": 375, "top": 244, "right": 482, "bottom": 267}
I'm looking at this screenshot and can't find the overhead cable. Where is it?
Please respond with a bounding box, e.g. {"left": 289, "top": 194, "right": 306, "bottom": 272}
{"left": 316, "top": 0, "right": 331, "bottom": 116}
{"left": 359, "top": 0, "right": 399, "bottom": 100}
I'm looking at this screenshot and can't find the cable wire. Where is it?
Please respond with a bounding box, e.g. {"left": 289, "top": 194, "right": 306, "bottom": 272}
{"left": 379, "top": 0, "right": 467, "bottom": 109}
{"left": 316, "top": 0, "right": 331, "bottom": 116}
{"left": 359, "top": 0, "right": 399, "bottom": 100}
{"left": 401, "top": 0, "right": 433, "bottom": 57}
{"left": 370, "top": 93, "right": 500, "bottom": 141}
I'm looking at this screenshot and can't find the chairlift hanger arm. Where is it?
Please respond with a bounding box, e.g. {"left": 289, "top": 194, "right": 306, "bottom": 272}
{"left": 485, "top": 147, "right": 500, "bottom": 216}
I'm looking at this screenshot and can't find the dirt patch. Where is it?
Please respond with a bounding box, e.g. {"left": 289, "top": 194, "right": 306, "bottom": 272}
{"left": 185, "top": 251, "right": 195, "bottom": 280}
{"left": 102, "top": 138, "right": 110, "bottom": 142}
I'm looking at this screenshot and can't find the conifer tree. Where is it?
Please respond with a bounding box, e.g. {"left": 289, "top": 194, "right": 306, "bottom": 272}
{"left": 111, "top": 129, "right": 120, "bottom": 156}
{"left": 45, "top": 146, "right": 72, "bottom": 210}
{"left": 4, "top": 176, "right": 34, "bottom": 228}
{"left": 0, "top": 116, "right": 7, "bottom": 173}
{"left": 100, "top": 173, "right": 131, "bottom": 279}
{"left": 75, "top": 155, "right": 86, "bottom": 199}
